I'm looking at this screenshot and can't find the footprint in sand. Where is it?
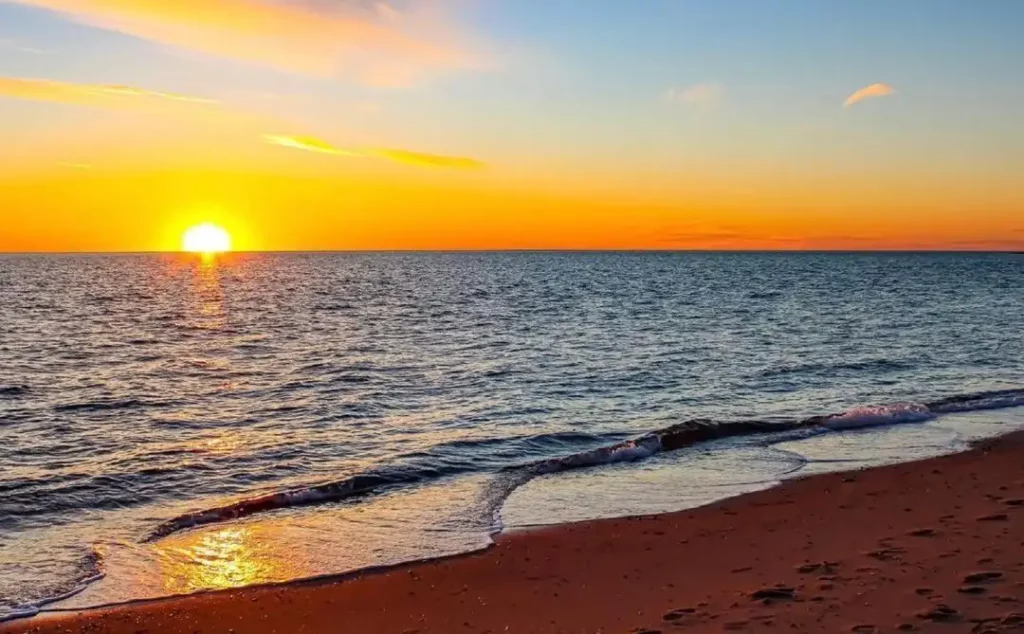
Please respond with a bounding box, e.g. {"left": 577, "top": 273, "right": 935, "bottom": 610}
{"left": 796, "top": 561, "right": 840, "bottom": 574}
{"left": 977, "top": 513, "right": 1010, "bottom": 522}
{"left": 750, "top": 587, "right": 796, "bottom": 601}
{"left": 916, "top": 604, "right": 961, "bottom": 623}
{"left": 866, "top": 547, "right": 906, "bottom": 562}
{"left": 662, "top": 607, "right": 696, "bottom": 622}
{"left": 964, "top": 571, "right": 1004, "bottom": 584}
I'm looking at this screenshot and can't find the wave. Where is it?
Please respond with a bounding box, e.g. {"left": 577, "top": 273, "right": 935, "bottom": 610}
{"left": 53, "top": 398, "right": 174, "bottom": 413}
{"left": 147, "top": 467, "right": 435, "bottom": 541}
{"left": 522, "top": 419, "right": 802, "bottom": 476}
{"left": 146, "top": 430, "right": 623, "bottom": 541}
{"left": 145, "top": 388, "right": 1024, "bottom": 541}
{"left": 813, "top": 402, "right": 935, "bottom": 430}
{"left": 0, "top": 385, "right": 28, "bottom": 398}
{"left": 755, "top": 358, "right": 910, "bottom": 379}
{"left": 928, "top": 389, "right": 1024, "bottom": 414}
{"left": 0, "top": 549, "right": 104, "bottom": 624}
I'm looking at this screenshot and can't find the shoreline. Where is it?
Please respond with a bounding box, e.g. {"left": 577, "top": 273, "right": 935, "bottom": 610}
{"left": 5, "top": 391, "right": 1022, "bottom": 622}
{"left": 5, "top": 430, "right": 1023, "bottom": 633}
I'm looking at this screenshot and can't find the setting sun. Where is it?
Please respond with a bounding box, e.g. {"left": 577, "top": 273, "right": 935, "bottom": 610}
{"left": 182, "top": 223, "right": 232, "bottom": 254}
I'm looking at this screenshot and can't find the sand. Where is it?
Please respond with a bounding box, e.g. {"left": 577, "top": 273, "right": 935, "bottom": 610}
{"left": 5, "top": 431, "right": 1023, "bottom": 634}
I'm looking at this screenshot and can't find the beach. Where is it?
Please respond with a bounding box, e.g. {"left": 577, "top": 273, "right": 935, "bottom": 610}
{"left": 6, "top": 430, "right": 1021, "bottom": 633}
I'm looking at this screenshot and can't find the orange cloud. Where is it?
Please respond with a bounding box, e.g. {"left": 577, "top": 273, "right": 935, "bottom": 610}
{"left": 368, "top": 148, "right": 484, "bottom": 169}
{"left": 0, "top": 75, "right": 217, "bottom": 107}
{"left": 264, "top": 134, "right": 483, "bottom": 169}
{"left": 9, "top": 0, "right": 469, "bottom": 79}
{"left": 844, "top": 83, "right": 896, "bottom": 108}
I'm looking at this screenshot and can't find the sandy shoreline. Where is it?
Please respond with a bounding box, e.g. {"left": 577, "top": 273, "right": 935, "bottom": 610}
{"left": 5, "top": 431, "right": 1023, "bottom": 634}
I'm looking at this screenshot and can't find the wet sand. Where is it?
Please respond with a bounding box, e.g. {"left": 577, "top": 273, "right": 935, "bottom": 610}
{"left": 5, "top": 431, "right": 1023, "bottom": 634}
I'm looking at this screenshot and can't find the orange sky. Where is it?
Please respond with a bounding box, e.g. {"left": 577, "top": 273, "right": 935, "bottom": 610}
{"left": 3, "top": 162, "right": 1020, "bottom": 252}
{"left": 1, "top": 1, "right": 1022, "bottom": 251}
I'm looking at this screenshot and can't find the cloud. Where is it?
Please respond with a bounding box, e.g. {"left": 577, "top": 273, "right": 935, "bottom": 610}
{"left": 374, "top": 2, "right": 402, "bottom": 21}
{"left": 0, "top": 76, "right": 218, "bottom": 108}
{"left": 942, "top": 238, "right": 1024, "bottom": 251}
{"left": 264, "top": 134, "right": 483, "bottom": 169}
{"left": 7, "top": 0, "right": 470, "bottom": 79}
{"left": 667, "top": 83, "right": 724, "bottom": 109}
{"left": 368, "top": 148, "right": 484, "bottom": 169}
{"left": 843, "top": 83, "right": 895, "bottom": 108}
{"left": 659, "top": 228, "right": 744, "bottom": 245}
{"left": 0, "top": 37, "right": 48, "bottom": 54}
{"left": 657, "top": 225, "right": 893, "bottom": 249}
{"left": 0, "top": 74, "right": 479, "bottom": 171}
{"left": 263, "top": 135, "right": 362, "bottom": 157}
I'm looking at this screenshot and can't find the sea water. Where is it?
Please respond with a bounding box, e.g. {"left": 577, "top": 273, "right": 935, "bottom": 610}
{"left": 1, "top": 251, "right": 1022, "bottom": 617}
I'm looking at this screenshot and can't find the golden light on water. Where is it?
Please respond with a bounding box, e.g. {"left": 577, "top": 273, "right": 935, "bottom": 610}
{"left": 182, "top": 223, "right": 232, "bottom": 254}
{"left": 157, "top": 525, "right": 301, "bottom": 595}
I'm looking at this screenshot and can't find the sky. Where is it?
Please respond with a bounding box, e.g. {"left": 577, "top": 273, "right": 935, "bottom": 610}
{"left": 0, "top": 0, "right": 1022, "bottom": 251}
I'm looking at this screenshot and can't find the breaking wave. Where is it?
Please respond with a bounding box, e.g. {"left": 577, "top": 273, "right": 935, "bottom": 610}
{"left": 145, "top": 388, "right": 1024, "bottom": 541}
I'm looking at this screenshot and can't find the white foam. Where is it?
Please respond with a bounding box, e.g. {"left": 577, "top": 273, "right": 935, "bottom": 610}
{"left": 532, "top": 436, "right": 662, "bottom": 474}
{"left": 822, "top": 402, "right": 935, "bottom": 430}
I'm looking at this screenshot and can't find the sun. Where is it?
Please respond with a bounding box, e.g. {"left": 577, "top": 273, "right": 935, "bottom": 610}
{"left": 182, "top": 223, "right": 232, "bottom": 254}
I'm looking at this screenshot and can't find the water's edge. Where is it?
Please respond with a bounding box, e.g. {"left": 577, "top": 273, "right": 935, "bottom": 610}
{"left": 6, "top": 392, "right": 1023, "bottom": 625}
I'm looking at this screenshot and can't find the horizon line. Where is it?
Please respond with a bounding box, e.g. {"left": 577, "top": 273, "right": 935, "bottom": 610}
{"left": 1, "top": 249, "right": 1022, "bottom": 256}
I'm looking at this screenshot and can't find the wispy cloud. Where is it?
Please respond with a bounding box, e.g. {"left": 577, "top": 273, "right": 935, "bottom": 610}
{"left": 0, "top": 37, "right": 49, "bottom": 54}
{"left": 658, "top": 224, "right": 893, "bottom": 249}
{"left": 263, "top": 135, "right": 362, "bottom": 157}
{"left": 941, "top": 238, "right": 1024, "bottom": 251}
{"left": 7, "top": 0, "right": 470, "bottom": 80}
{"left": 843, "top": 83, "right": 895, "bottom": 108}
{"left": 0, "top": 76, "right": 218, "bottom": 108}
{"left": 659, "top": 228, "right": 744, "bottom": 245}
{"left": 368, "top": 148, "right": 483, "bottom": 169}
{"left": 264, "top": 134, "right": 483, "bottom": 169}
{"left": 0, "top": 74, "right": 479, "bottom": 171}
{"left": 666, "top": 83, "right": 724, "bottom": 109}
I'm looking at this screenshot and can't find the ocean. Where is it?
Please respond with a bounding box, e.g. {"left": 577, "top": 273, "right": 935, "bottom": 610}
{"left": 2, "top": 251, "right": 1023, "bottom": 619}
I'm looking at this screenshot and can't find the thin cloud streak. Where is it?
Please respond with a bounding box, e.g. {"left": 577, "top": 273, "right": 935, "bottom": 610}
{"left": 368, "top": 148, "right": 484, "bottom": 169}
{"left": 667, "top": 83, "right": 724, "bottom": 109}
{"left": 844, "top": 83, "right": 895, "bottom": 108}
{"left": 6, "top": 0, "right": 469, "bottom": 78}
{"left": 0, "top": 75, "right": 478, "bottom": 171}
{"left": 0, "top": 75, "right": 218, "bottom": 107}
{"left": 263, "top": 135, "right": 362, "bottom": 157}
{"left": 0, "top": 37, "right": 49, "bottom": 54}
{"left": 264, "top": 134, "right": 484, "bottom": 169}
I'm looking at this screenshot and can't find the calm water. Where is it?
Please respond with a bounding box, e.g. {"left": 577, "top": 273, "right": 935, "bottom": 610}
{"left": 2, "top": 252, "right": 1023, "bottom": 618}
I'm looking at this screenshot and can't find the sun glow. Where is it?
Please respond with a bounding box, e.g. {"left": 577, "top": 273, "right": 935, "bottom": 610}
{"left": 182, "top": 223, "right": 232, "bottom": 254}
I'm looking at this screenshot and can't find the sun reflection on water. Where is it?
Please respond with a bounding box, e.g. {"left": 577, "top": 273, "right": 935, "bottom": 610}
{"left": 156, "top": 525, "right": 301, "bottom": 595}
{"left": 189, "top": 257, "right": 227, "bottom": 331}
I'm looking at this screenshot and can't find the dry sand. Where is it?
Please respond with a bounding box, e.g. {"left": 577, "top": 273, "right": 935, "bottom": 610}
{"left": 5, "top": 432, "right": 1023, "bottom": 633}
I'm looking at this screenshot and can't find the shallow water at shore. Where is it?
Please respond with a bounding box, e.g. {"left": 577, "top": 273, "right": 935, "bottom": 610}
{"left": 503, "top": 408, "right": 1024, "bottom": 528}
